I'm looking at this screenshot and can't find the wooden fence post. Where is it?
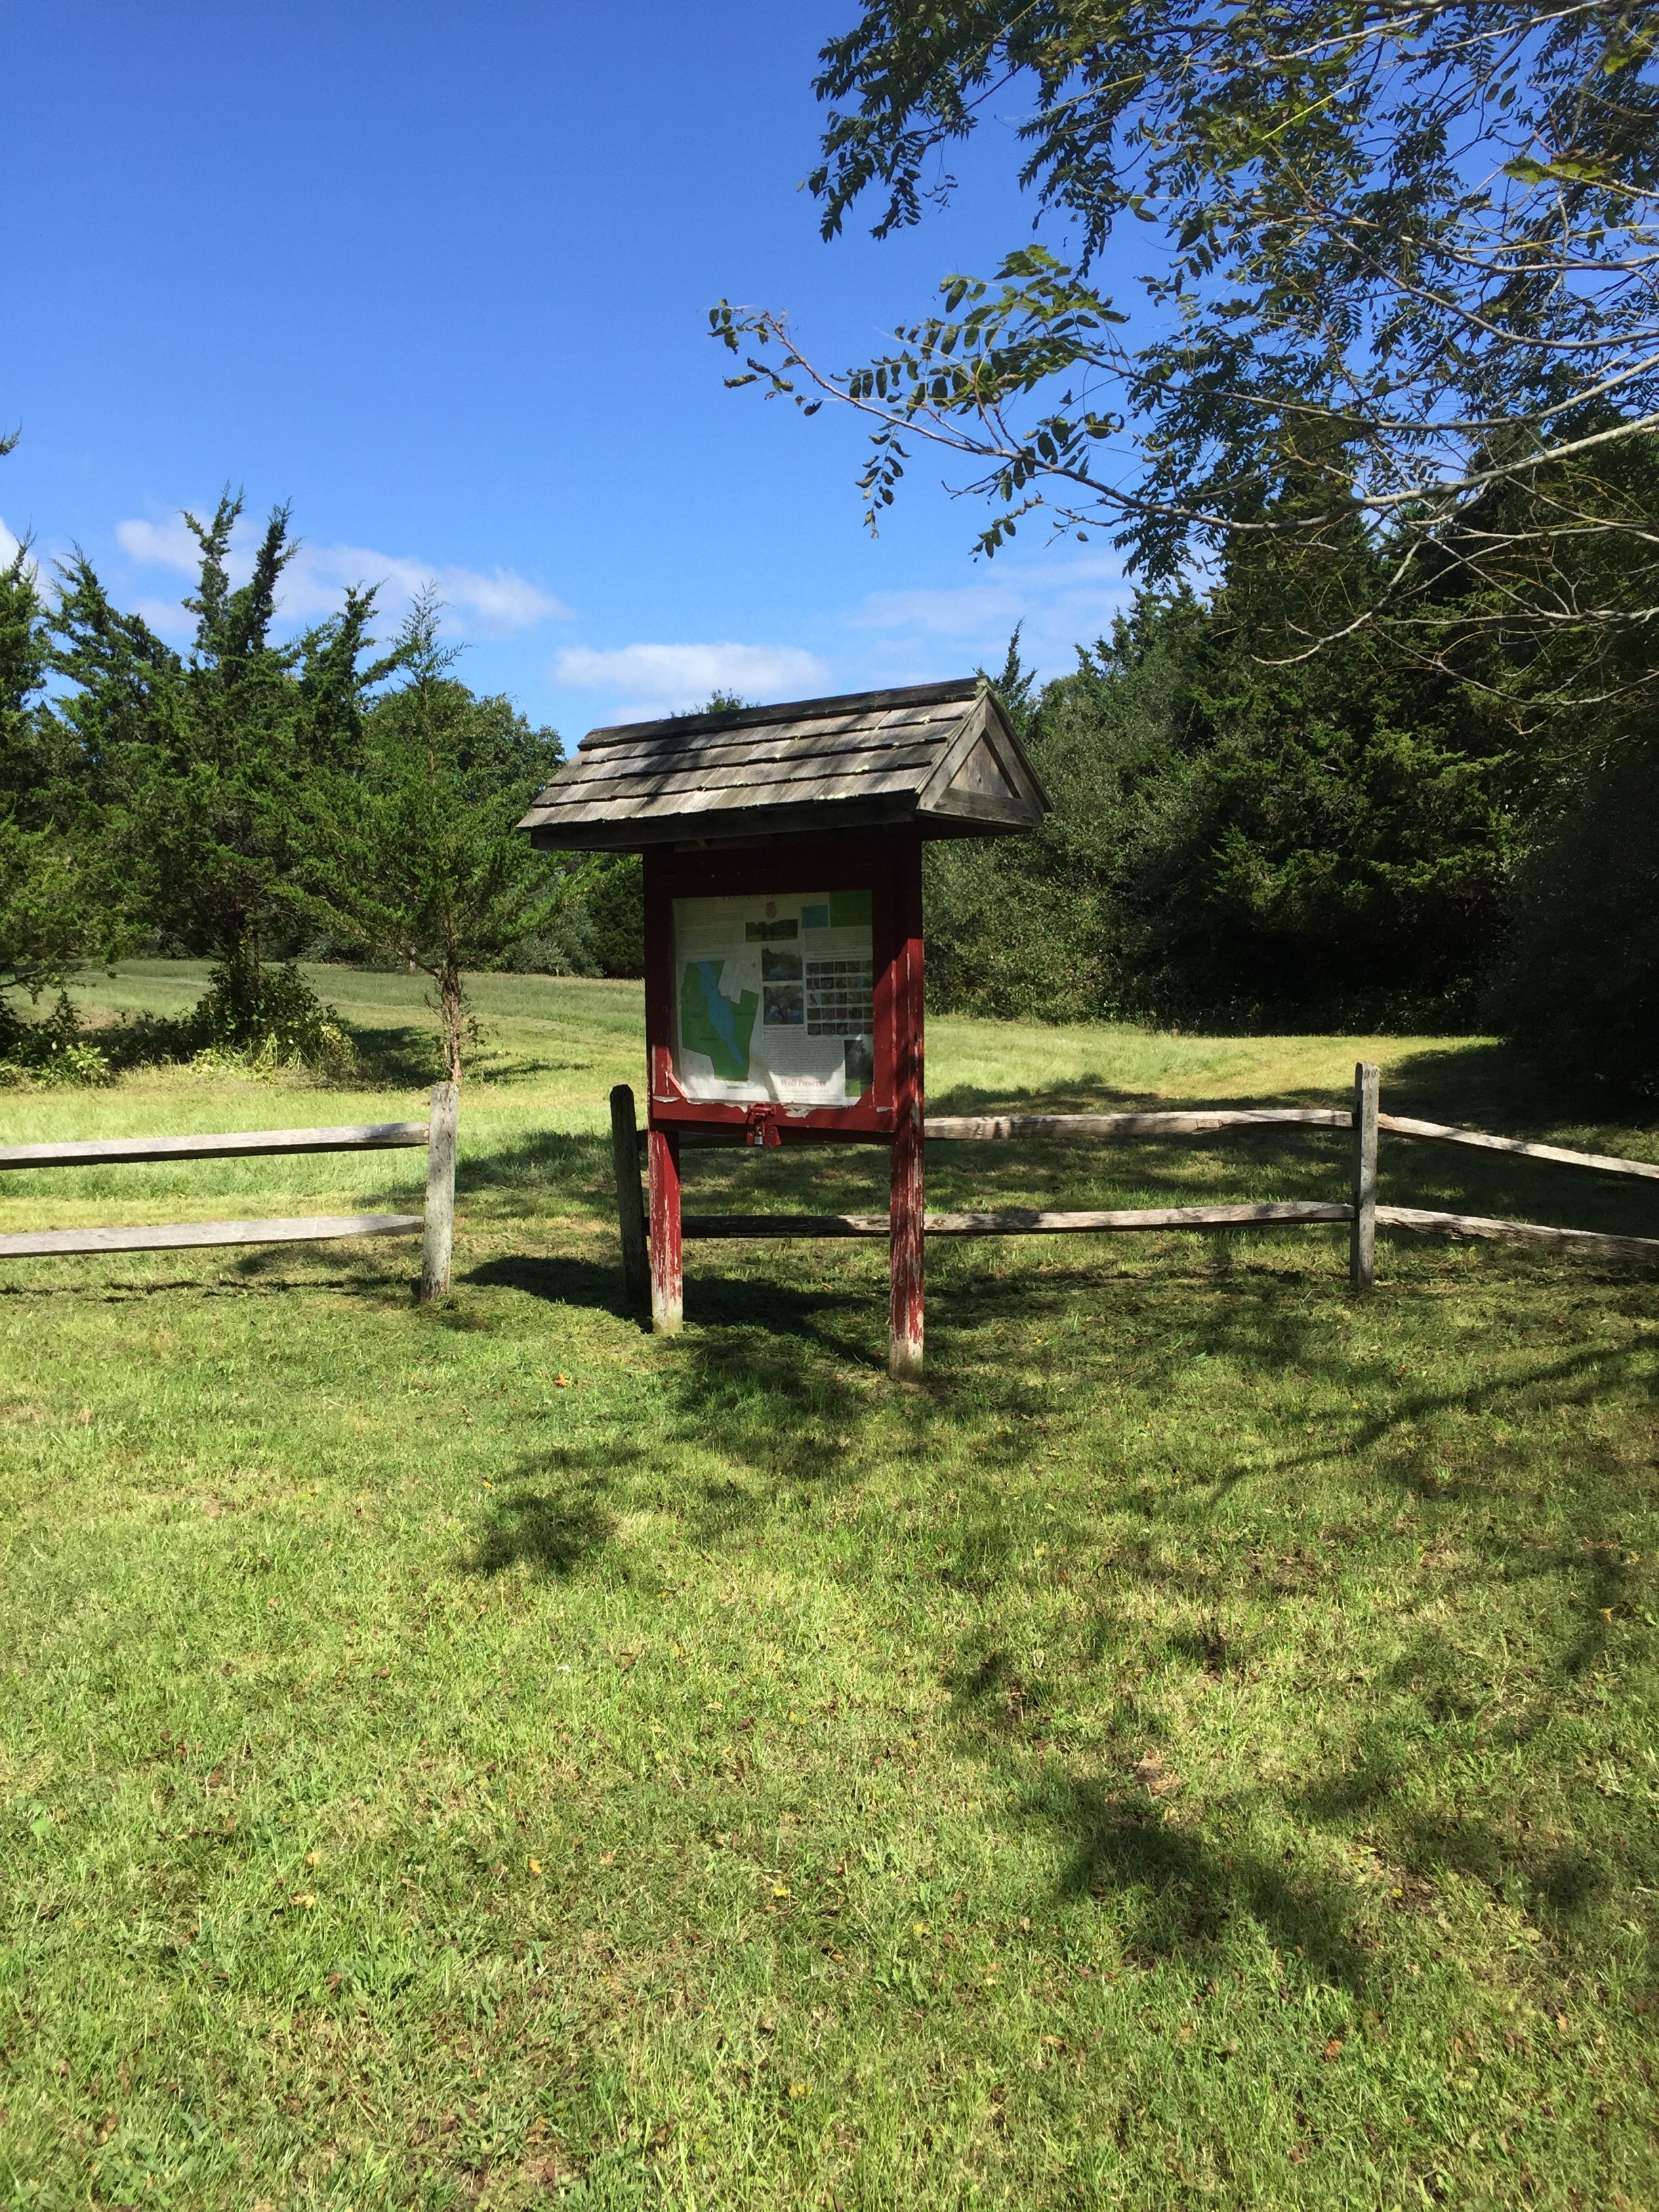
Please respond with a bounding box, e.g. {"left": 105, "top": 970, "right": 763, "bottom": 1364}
{"left": 649, "top": 1124, "right": 683, "bottom": 1334}
{"left": 1350, "top": 1061, "right": 1378, "bottom": 1292}
{"left": 419, "top": 1080, "right": 458, "bottom": 1302}
{"left": 610, "top": 1084, "right": 651, "bottom": 1309}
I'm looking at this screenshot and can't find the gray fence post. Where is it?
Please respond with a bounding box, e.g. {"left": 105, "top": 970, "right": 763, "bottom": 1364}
{"left": 1350, "top": 1061, "right": 1379, "bottom": 1292}
{"left": 419, "top": 1081, "right": 459, "bottom": 1302}
{"left": 610, "top": 1084, "right": 651, "bottom": 1309}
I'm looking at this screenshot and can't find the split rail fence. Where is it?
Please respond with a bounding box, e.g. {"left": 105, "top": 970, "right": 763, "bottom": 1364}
{"left": 0, "top": 1081, "right": 459, "bottom": 1300}
{"left": 611, "top": 1064, "right": 1659, "bottom": 1312}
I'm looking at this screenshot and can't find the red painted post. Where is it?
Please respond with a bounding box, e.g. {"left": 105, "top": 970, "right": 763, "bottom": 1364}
{"left": 640, "top": 845, "right": 684, "bottom": 1335}
{"left": 888, "top": 834, "right": 925, "bottom": 1378}
{"left": 649, "top": 1124, "right": 683, "bottom": 1334}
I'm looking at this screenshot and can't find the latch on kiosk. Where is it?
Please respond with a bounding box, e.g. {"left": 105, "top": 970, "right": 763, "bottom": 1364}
{"left": 744, "top": 1104, "right": 781, "bottom": 1149}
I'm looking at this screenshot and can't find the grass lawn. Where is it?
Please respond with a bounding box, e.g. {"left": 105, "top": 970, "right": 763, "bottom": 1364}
{"left": 1, "top": 962, "right": 1656, "bottom": 2209}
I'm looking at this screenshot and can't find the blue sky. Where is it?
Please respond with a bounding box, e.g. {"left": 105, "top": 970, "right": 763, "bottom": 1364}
{"left": 2, "top": 2, "right": 1132, "bottom": 739}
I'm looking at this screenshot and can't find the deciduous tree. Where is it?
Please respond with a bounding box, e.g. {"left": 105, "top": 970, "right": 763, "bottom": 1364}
{"left": 298, "top": 598, "right": 573, "bottom": 1080}
{"left": 716, "top": 2, "right": 1659, "bottom": 708}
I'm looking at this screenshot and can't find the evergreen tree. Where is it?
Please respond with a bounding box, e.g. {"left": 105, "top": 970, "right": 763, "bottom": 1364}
{"left": 1488, "top": 733, "right": 1659, "bottom": 1098}
{"left": 0, "top": 539, "right": 125, "bottom": 1016}
{"left": 928, "top": 590, "right": 1512, "bottom": 1028}
{"left": 46, "top": 491, "right": 397, "bottom": 1042}
{"left": 0, "top": 535, "right": 48, "bottom": 811}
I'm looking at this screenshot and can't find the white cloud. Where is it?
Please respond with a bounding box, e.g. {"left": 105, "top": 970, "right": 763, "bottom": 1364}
{"left": 114, "top": 511, "right": 569, "bottom": 638}
{"left": 546, "top": 571, "right": 1127, "bottom": 733}
{"left": 441, "top": 567, "right": 569, "bottom": 632}
{"left": 280, "top": 544, "right": 569, "bottom": 635}
{"left": 553, "top": 641, "right": 830, "bottom": 721}
{"left": 115, "top": 515, "right": 202, "bottom": 572}
{"left": 853, "top": 578, "right": 1034, "bottom": 639}
{"left": 131, "top": 596, "right": 196, "bottom": 639}
{"left": 853, "top": 554, "right": 1132, "bottom": 679}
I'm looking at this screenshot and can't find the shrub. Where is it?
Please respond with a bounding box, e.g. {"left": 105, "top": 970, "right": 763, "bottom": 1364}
{"left": 0, "top": 991, "right": 112, "bottom": 1087}
{"left": 188, "top": 961, "right": 357, "bottom": 1078}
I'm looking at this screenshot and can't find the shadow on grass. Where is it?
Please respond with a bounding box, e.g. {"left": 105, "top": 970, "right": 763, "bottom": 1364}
{"left": 1382, "top": 1036, "right": 1654, "bottom": 1135}
{"left": 0, "top": 1256, "right": 419, "bottom": 1303}
{"left": 454, "top": 1261, "right": 889, "bottom": 1575}
{"left": 672, "top": 1324, "right": 885, "bottom": 1528}
{"left": 466, "top": 1252, "right": 640, "bottom": 1324}
{"left": 1281, "top": 1661, "right": 1650, "bottom": 1957}
{"left": 1033, "top": 1757, "right": 1643, "bottom": 1985}
{"left": 446, "top": 1125, "right": 1658, "bottom": 1986}
{"left": 455, "top": 1203, "right": 1659, "bottom": 1993}
{"left": 1397, "top": 1816, "right": 1613, "bottom": 1923}
{"left": 337, "top": 1021, "right": 446, "bottom": 1090}
{"left": 464, "top": 1252, "right": 880, "bottom": 1355}
{"left": 1036, "top": 1771, "right": 1373, "bottom": 1988}
{"left": 466, "top": 1469, "right": 619, "bottom": 1578}
{"left": 457, "top": 1132, "right": 613, "bottom": 1208}
{"left": 900, "top": 1248, "right": 1656, "bottom": 1983}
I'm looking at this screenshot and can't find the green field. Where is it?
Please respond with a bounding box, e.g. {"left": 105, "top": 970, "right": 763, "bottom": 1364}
{"left": 2, "top": 963, "right": 1656, "bottom": 2209}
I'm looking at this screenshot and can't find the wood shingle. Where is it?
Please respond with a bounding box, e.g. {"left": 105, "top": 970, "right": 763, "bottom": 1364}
{"left": 518, "top": 678, "right": 1047, "bottom": 850}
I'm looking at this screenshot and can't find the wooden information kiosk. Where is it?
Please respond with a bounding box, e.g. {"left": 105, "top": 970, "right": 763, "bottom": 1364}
{"left": 520, "top": 680, "right": 1046, "bottom": 1374}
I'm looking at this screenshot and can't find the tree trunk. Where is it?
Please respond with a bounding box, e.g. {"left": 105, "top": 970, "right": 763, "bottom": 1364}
{"left": 438, "top": 961, "right": 466, "bottom": 1084}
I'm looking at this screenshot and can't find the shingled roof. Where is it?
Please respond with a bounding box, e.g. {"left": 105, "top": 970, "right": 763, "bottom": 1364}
{"left": 518, "top": 678, "right": 1047, "bottom": 851}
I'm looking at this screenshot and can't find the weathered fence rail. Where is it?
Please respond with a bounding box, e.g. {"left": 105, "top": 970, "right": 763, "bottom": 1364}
{"left": 1373, "top": 1114, "right": 1659, "bottom": 1181}
{"left": 0, "top": 1082, "right": 459, "bottom": 1298}
{"left": 612, "top": 1069, "right": 1659, "bottom": 1310}
{"left": 0, "top": 1122, "right": 429, "bottom": 1170}
{"left": 1373, "top": 1205, "right": 1659, "bottom": 1265}
{"left": 682, "top": 1201, "right": 1353, "bottom": 1240}
{"left": 924, "top": 1108, "right": 1351, "bottom": 1140}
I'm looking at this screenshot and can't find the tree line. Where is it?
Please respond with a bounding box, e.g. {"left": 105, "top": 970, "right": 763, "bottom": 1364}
{"left": 1, "top": 482, "right": 1652, "bottom": 1095}
{"left": 929, "top": 580, "right": 1656, "bottom": 1096}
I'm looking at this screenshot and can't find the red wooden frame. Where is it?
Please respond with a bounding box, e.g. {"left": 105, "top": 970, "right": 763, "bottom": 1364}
{"left": 642, "top": 832, "right": 910, "bottom": 1141}
{"left": 641, "top": 827, "right": 926, "bottom": 1373}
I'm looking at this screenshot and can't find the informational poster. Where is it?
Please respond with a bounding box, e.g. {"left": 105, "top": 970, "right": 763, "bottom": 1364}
{"left": 672, "top": 890, "right": 875, "bottom": 1105}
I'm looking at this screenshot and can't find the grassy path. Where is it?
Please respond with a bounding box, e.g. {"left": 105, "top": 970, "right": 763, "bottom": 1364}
{"left": 1, "top": 966, "right": 1655, "bottom": 2207}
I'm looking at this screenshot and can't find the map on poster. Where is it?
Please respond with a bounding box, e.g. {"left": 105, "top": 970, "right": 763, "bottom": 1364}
{"left": 672, "top": 890, "right": 875, "bottom": 1105}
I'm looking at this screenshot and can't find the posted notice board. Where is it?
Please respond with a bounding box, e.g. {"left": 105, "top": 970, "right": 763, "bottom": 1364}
{"left": 672, "top": 890, "right": 874, "bottom": 1105}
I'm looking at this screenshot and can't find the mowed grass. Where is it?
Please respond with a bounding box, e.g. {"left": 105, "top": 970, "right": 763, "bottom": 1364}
{"left": 1, "top": 962, "right": 1656, "bottom": 2210}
